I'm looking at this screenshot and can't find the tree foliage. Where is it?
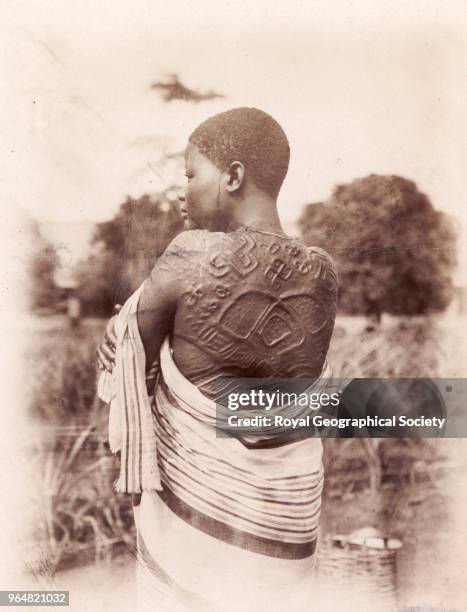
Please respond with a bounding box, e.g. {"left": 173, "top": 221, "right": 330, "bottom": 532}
{"left": 27, "top": 217, "right": 59, "bottom": 310}
{"left": 299, "top": 175, "right": 457, "bottom": 320}
{"left": 75, "top": 193, "right": 183, "bottom": 316}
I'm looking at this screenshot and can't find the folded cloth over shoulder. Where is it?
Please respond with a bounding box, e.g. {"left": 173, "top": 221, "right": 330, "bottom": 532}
{"left": 97, "top": 283, "right": 162, "bottom": 493}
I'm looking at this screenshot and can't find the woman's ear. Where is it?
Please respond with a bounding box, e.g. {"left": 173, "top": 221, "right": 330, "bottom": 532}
{"left": 225, "top": 161, "right": 245, "bottom": 193}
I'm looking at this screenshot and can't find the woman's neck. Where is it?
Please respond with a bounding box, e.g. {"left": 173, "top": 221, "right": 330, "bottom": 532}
{"left": 225, "top": 198, "right": 285, "bottom": 236}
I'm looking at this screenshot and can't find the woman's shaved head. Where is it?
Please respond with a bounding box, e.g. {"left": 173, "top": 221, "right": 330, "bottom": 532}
{"left": 189, "top": 107, "right": 290, "bottom": 198}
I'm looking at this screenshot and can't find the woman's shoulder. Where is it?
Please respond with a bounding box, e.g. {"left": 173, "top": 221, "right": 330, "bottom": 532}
{"left": 162, "top": 231, "right": 235, "bottom": 274}
{"left": 167, "top": 229, "right": 238, "bottom": 253}
{"left": 305, "top": 245, "right": 338, "bottom": 283}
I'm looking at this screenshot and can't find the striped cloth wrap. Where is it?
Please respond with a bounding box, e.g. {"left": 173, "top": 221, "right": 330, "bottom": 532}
{"left": 97, "top": 283, "right": 162, "bottom": 493}
{"left": 154, "top": 339, "right": 328, "bottom": 559}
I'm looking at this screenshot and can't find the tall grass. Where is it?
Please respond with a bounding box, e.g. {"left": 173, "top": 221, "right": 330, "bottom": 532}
{"left": 26, "top": 318, "right": 136, "bottom": 575}
{"left": 328, "top": 315, "right": 449, "bottom": 378}
{"left": 324, "top": 315, "right": 452, "bottom": 499}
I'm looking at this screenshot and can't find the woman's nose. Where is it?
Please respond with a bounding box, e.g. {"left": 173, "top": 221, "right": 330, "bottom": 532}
{"left": 178, "top": 190, "right": 186, "bottom": 203}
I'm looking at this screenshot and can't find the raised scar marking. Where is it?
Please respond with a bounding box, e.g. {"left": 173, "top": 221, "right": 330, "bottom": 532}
{"left": 297, "top": 260, "right": 311, "bottom": 274}
{"left": 220, "top": 293, "right": 273, "bottom": 340}
{"left": 192, "top": 324, "right": 257, "bottom": 367}
{"left": 218, "top": 292, "right": 304, "bottom": 352}
{"left": 182, "top": 290, "right": 335, "bottom": 374}
{"left": 268, "top": 243, "right": 281, "bottom": 254}
{"left": 221, "top": 344, "right": 260, "bottom": 370}
{"left": 282, "top": 293, "right": 330, "bottom": 334}
{"left": 265, "top": 259, "right": 293, "bottom": 285}
{"left": 209, "top": 233, "right": 258, "bottom": 278}
{"left": 310, "top": 257, "right": 324, "bottom": 279}
{"left": 256, "top": 312, "right": 293, "bottom": 346}
{"left": 182, "top": 288, "right": 203, "bottom": 305}
{"left": 197, "top": 325, "right": 219, "bottom": 342}
{"left": 284, "top": 244, "right": 301, "bottom": 257}
{"left": 209, "top": 254, "right": 231, "bottom": 277}
{"left": 215, "top": 285, "right": 232, "bottom": 298}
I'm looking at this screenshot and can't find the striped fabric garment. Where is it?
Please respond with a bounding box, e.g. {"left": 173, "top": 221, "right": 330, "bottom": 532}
{"left": 98, "top": 285, "right": 327, "bottom": 558}
{"left": 97, "top": 283, "right": 162, "bottom": 494}
{"left": 154, "top": 338, "right": 325, "bottom": 560}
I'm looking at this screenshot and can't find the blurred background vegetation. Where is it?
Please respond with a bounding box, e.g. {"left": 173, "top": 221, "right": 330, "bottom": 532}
{"left": 75, "top": 191, "right": 183, "bottom": 314}
{"left": 299, "top": 174, "right": 457, "bottom": 323}
{"left": 29, "top": 170, "right": 459, "bottom": 323}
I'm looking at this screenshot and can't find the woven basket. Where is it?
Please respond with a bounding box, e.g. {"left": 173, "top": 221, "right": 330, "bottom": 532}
{"left": 316, "top": 529, "right": 402, "bottom": 611}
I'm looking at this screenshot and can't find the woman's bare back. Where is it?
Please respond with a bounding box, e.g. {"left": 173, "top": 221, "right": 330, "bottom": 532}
{"left": 169, "top": 228, "right": 338, "bottom": 398}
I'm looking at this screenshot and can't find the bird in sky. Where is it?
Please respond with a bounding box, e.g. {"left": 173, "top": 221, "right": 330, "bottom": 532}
{"left": 151, "top": 74, "right": 224, "bottom": 103}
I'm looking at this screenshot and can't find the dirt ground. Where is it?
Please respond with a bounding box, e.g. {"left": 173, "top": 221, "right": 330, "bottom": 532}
{"left": 42, "top": 458, "right": 465, "bottom": 612}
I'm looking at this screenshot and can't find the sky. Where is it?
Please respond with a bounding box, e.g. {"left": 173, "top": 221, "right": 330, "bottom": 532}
{"left": 2, "top": 1, "right": 466, "bottom": 272}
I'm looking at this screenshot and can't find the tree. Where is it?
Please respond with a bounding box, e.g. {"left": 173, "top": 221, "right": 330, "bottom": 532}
{"left": 299, "top": 175, "right": 457, "bottom": 321}
{"left": 75, "top": 192, "right": 183, "bottom": 315}
{"left": 75, "top": 73, "right": 224, "bottom": 315}
{"left": 26, "top": 217, "right": 59, "bottom": 310}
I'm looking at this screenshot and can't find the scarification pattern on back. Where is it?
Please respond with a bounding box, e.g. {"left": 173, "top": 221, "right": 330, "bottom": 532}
{"left": 170, "top": 229, "right": 338, "bottom": 394}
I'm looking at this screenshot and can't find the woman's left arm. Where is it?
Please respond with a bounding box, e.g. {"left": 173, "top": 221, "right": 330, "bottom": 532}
{"left": 136, "top": 231, "right": 194, "bottom": 372}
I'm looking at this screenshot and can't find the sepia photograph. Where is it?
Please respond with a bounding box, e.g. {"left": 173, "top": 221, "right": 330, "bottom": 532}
{"left": 1, "top": 1, "right": 466, "bottom": 610}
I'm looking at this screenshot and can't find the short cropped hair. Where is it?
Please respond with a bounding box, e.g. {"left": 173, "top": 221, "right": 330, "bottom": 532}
{"left": 189, "top": 107, "right": 290, "bottom": 198}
